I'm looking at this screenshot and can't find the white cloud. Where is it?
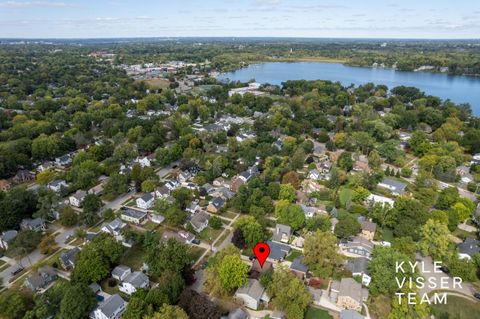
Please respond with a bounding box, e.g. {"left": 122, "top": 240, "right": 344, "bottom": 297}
{"left": 0, "top": 1, "right": 74, "bottom": 8}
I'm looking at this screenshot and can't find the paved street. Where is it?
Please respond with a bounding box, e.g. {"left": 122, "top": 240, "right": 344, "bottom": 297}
{"left": 417, "top": 255, "right": 476, "bottom": 297}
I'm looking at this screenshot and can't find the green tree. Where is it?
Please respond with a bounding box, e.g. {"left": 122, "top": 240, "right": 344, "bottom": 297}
{"left": 218, "top": 255, "right": 249, "bottom": 291}
{"left": 59, "top": 283, "right": 97, "bottom": 319}
{"left": 418, "top": 219, "right": 451, "bottom": 261}
{"left": 275, "top": 202, "right": 305, "bottom": 230}
{"left": 337, "top": 151, "right": 353, "bottom": 171}
{"left": 209, "top": 216, "right": 222, "bottom": 230}
{"left": 334, "top": 215, "right": 361, "bottom": 238}
{"left": 388, "top": 286, "right": 430, "bottom": 319}
{"left": 267, "top": 266, "right": 312, "bottom": 319}
{"left": 147, "top": 305, "right": 189, "bottom": 319}
{"left": 0, "top": 289, "right": 30, "bottom": 319}
{"left": 234, "top": 216, "right": 265, "bottom": 248}
{"left": 204, "top": 245, "right": 242, "bottom": 297}
{"left": 279, "top": 183, "right": 296, "bottom": 202}
{"left": 303, "top": 230, "right": 344, "bottom": 278}
{"left": 60, "top": 205, "right": 78, "bottom": 227}
{"left": 146, "top": 238, "right": 193, "bottom": 277}
{"left": 368, "top": 247, "right": 414, "bottom": 296}
{"left": 392, "top": 237, "right": 417, "bottom": 260}
{"left": 368, "top": 150, "right": 382, "bottom": 169}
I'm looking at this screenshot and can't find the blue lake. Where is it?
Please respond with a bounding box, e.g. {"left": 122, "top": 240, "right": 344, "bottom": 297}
{"left": 218, "top": 62, "right": 480, "bottom": 115}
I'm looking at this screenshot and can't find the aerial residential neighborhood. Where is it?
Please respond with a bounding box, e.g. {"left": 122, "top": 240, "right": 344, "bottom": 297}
{"left": 1, "top": 1, "right": 480, "bottom": 318}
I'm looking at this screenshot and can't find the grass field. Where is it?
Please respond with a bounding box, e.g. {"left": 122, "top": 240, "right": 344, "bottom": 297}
{"left": 189, "top": 246, "right": 206, "bottom": 262}
{"left": 339, "top": 188, "right": 354, "bottom": 206}
{"left": 143, "top": 78, "right": 170, "bottom": 89}
{"left": 119, "top": 245, "right": 147, "bottom": 270}
{"left": 285, "top": 249, "right": 303, "bottom": 262}
{"left": 198, "top": 226, "right": 224, "bottom": 243}
{"left": 304, "top": 307, "right": 333, "bottom": 319}
{"left": 431, "top": 295, "right": 480, "bottom": 319}
{"left": 369, "top": 295, "right": 391, "bottom": 319}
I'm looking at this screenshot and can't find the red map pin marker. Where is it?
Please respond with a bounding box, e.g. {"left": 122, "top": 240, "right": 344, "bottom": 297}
{"left": 253, "top": 242, "right": 270, "bottom": 268}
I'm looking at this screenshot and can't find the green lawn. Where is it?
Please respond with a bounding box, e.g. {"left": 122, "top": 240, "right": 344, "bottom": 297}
{"left": 304, "top": 307, "right": 333, "bottom": 319}
{"left": 431, "top": 295, "right": 480, "bottom": 319}
{"left": 452, "top": 228, "right": 477, "bottom": 240}
{"left": 119, "top": 245, "right": 147, "bottom": 270}
{"left": 189, "top": 246, "right": 206, "bottom": 262}
{"left": 339, "top": 188, "right": 354, "bottom": 206}
{"left": 285, "top": 249, "right": 303, "bottom": 262}
{"left": 214, "top": 230, "right": 231, "bottom": 248}
{"left": 222, "top": 211, "right": 238, "bottom": 220}
{"left": 198, "top": 226, "right": 224, "bottom": 243}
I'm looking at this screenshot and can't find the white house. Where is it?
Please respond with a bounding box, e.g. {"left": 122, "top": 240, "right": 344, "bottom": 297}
{"left": 134, "top": 156, "right": 151, "bottom": 168}
{"left": 150, "top": 213, "right": 165, "bottom": 224}
{"left": 136, "top": 193, "right": 154, "bottom": 210}
{"left": 154, "top": 185, "right": 170, "bottom": 199}
{"left": 112, "top": 265, "right": 131, "bottom": 281}
{"left": 378, "top": 178, "right": 407, "bottom": 196}
{"left": 0, "top": 230, "right": 17, "bottom": 250}
{"left": 308, "top": 169, "right": 321, "bottom": 180}
{"left": 190, "top": 211, "right": 210, "bottom": 233}
{"left": 365, "top": 194, "right": 394, "bottom": 208}
{"left": 345, "top": 257, "right": 371, "bottom": 286}
{"left": 119, "top": 271, "right": 149, "bottom": 295}
{"left": 69, "top": 190, "right": 87, "bottom": 207}
{"left": 101, "top": 218, "right": 126, "bottom": 237}
{"left": 234, "top": 279, "right": 269, "bottom": 310}
{"left": 48, "top": 180, "right": 68, "bottom": 193}
{"left": 91, "top": 294, "right": 127, "bottom": 319}
{"left": 164, "top": 180, "right": 179, "bottom": 191}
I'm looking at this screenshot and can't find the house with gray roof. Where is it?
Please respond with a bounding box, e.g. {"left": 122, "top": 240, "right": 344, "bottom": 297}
{"left": 20, "top": 218, "right": 46, "bottom": 232}
{"left": 60, "top": 247, "right": 80, "bottom": 270}
{"left": 340, "top": 236, "right": 374, "bottom": 259}
{"left": 345, "top": 257, "right": 371, "bottom": 286}
{"left": 119, "top": 271, "right": 149, "bottom": 295}
{"left": 378, "top": 178, "right": 407, "bottom": 196}
{"left": 272, "top": 224, "right": 292, "bottom": 243}
{"left": 0, "top": 230, "right": 17, "bottom": 250}
{"left": 266, "top": 241, "right": 291, "bottom": 261}
{"left": 136, "top": 193, "right": 154, "bottom": 210}
{"left": 101, "top": 218, "right": 126, "bottom": 237}
{"left": 121, "top": 208, "right": 148, "bottom": 224}
{"left": 48, "top": 179, "right": 68, "bottom": 193}
{"left": 91, "top": 294, "right": 127, "bottom": 319}
{"left": 207, "top": 196, "right": 226, "bottom": 213}
{"left": 24, "top": 266, "right": 57, "bottom": 292}
{"left": 69, "top": 190, "right": 87, "bottom": 207}
{"left": 111, "top": 265, "right": 131, "bottom": 281}
{"left": 457, "top": 238, "right": 480, "bottom": 261}
{"left": 290, "top": 257, "right": 308, "bottom": 280}
{"left": 234, "top": 279, "right": 269, "bottom": 310}
{"left": 227, "top": 308, "right": 249, "bottom": 319}
{"left": 190, "top": 211, "right": 210, "bottom": 233}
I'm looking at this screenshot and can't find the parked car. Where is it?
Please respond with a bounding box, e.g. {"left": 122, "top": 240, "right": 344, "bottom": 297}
{"left": 474, "top": 292, "right": 480, "bottom": 300}
{"left": 440, "top": 266, "right": 449, "bottom": 274}
{"left": 11, "top": 266, "right": 24, "bottom": 276}
{"left": 192, "top": 239, "right": 201, "bottom": 245}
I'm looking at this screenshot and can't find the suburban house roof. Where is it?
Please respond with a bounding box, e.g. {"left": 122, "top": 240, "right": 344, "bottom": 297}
{"left": 345, "top": 257, "right": 370, "bottom": 275}
{"left": 139, "top": 193, "right": 154, "bottom": 202}
{"left": 379, "top": 178, "right": 407, "bottom": 193}
{"left": 290, "top": 257, "right": 308, "bottom": 274}
{"left": 60, "top": 247, "right": 80, "bottom": 267}
{"left": 123, "top": 271, "right": 149, "bottom": 287}
{"left": 24, "top": 266, "right": 56, "bottom": 290}
{"left": 337, "top": 278, "right": 369, "bottom": 304}
{"left": 122, "top": 208, "right": 148, "bottom": 220}
{"left": 228, "top": 308, "right": 249, "bottom": 319}
{"left": 273, "top": 224, "right": 292, "bottom": 242}
{"left": 20, "top": 217, "right": 45, "bottom": 230}
{"left": 211, "top": 196, "right": 226, "bottom": 208}
{"left": 71, "top": 189, "right": 87, "bottom": 200}
{"left": 103, "top": 218, "right": 125, "bottom": 233}
{"left": 1, "top": 230, "right": 17, "bottom": 242}
{"left": 361, "top": 220, "right": 377, "bottom": 233}
{"left": 343, "top": 236, "right": 374, "bottom": 252}
{"left": 112, "top": 265, "right": 131, "bottom": 279}
{"left": 457, "top": 238, "right": 480, "bottom": 257}
{"left": 266, "top": 241, "right": 291, "bottom": 260}
{"left": 98, "top": 294, "right": 127, "bottom": 319}
{"left": 235, "top": 279, "right": 265, "bottom": 302}
{"left": 191, "top": 211, "right": 210, "bottom": 229}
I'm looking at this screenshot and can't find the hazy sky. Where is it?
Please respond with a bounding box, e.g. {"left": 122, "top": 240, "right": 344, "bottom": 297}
{"left": 1, "top": 0, "right": 480, "bottom": 38}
